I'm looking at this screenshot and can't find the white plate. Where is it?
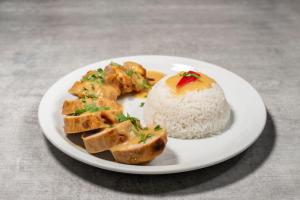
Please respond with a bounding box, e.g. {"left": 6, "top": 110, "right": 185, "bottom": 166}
{"left": 38, "top": 55, "right": 266, "bottom": 174}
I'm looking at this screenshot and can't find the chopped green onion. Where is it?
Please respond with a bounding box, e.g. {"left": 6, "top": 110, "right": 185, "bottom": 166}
{"left": 154, "top": 125, "right": 162, "bottom": 131}
{"left": 116, "top": 113, "right": 128, "bottom": 122}
{"left": 110, "top": 61, "right": 122, "bottom": 66}
{"left": 116, "top": 113, "right": 141, "bottom": 130}
{"left": 132, "top": 126, "right": 140, "bottom": 136}
{"left": 181, "top": 72, "right": 200, "bottom": 79}
{"left": 74, "top": 108, "right": 86, "bottom": 116}
{"left": 85, "top": 93, "right": 98, "bottom": 99}
{"left": 81, "top": 69, "right": 105, "bottom": 85}
{"left": 126, "top": 69, "right": 134, "bottom": 77}
{"left": 97, "top": 68, "right": 104, "bottom": 73}
{"left": 139, "top": 133, "right": 154, "bottom": 143}
{"left": 73, "top": 104, "right": 110, "bottom": 116}
{"left": 142, "top": 80, "right": 151, "bottom": 89}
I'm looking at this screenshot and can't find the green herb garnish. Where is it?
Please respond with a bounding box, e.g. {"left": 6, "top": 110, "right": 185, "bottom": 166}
{"left": 73, "top": 104, "right": 110, "bottom": 116}
{"left": 142, "top": 80, "right": 151, "bottom": 89}
{"left": 116, "top": 113, "right": 141, "bottom": 130}
{"left": 85, "top": 93, "right": 98, "bottom": 99}
{"left": 181, "top": 72, "right": 200, "bottom": 79}
{"left": 74, "top": 108, "right": 86, "bottom": 116}
{"left": 139, "top": 133, "right": 154, "bottom": 144}
{"left": 126, "top": 69, "right": 134, "bottom": 77}
{"left": 85, "top": 104, "right": 110, "bottom": 112}
{"left": 116, "top": 113, "right": 128, "bottom": 122}
{"left": 154, "top": 125, "right": 162, "bottom": 131}
{"left": 140, "top": 102, "right": 145, "bottom": 107}
{"left": 110, "top": 61, "right": 121, "bottom": 67}
{"left": 81, "top": 87, "right": 98, "bottom": 99}
{"left": 81, "top": 68, "right": 105, "bottom": 85}
{"left": 132, "top": 126, "right": 140, "bottom": 136}
{"left": 97, "top": 68, "right": 104, "bottom": 73}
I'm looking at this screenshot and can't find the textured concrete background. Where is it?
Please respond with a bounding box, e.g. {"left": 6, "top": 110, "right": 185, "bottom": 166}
{"left": 0, "top": 0, "right": 299, "bottom": 199}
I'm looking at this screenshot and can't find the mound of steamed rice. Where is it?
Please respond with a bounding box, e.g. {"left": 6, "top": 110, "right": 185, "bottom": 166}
{"left": 143, "top": 76, "right": 231, "bottom": 139}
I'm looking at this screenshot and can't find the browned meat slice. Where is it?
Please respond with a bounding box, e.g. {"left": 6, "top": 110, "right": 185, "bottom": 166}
{"left": 64, "top": 112, "right": 106, "bottom": 134}
{"left": 97, "top": 98, "right": 122, "bottom": 113}
{"left": 64, "top": 110, "right": 121, "bottom": 134}
{"left": 68, "top": 81, "right": 120, "bottom": 100}
{"left": 104, "top": 64, "right": 134, "bottom": 94}
{"left": 110, "top": 127, "right": 167, "bottom": 164}
{"left": 82, "top": 121, "right": 133, "bottom": 153}
{"left": 62, "top": 98, "right": 86, "bottom": 115}
{"left": 62, "top": 98, "right": 122, "bottom": 115}
{"left": 123, "top": 61, "right": 151, "bottom": 92}
{"left": 123, "top": 61, "right": 146, "bottom": 77}
{"left": 105, "top": 62, "right": 150, "bottom": 94}
{"left": 62, "top": 61, "right": 168, "bottom": 165}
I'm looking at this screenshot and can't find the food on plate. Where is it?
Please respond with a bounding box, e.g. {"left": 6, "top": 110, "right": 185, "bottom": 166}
{"left": 62, "top": 61, "right": 167, "bottom": 164}
{"left": 144, "top": 71, "right": 231, "bottom": 139}
{"left": 82, "top": 114, "right": 167, "bottom": 164}
{"left": 63, "top": 98, "right": 123, "bottom": 134}
{"left": 69, "top": 69, "right": 121, "bottom": 100}
{"left": 111, "top": 126, "right": 167, "bottom": 164}
{"left": 103, "top": 61, "right": 150, "bottom": 95}
{"left": 123, "top": 61, "right": 146, "bottom": 77}
{"left": 64, "top": 108, "right": 121, "bottom": 134}
{"left": 134, "top": 70, "right": 165, "bottom": 98}
{"left": 110, "top": 114, "right": 167, "bottom": 164}
{"left": 82, "top": 120, "right": 132, "bottom": 153}
{"left": 62, "top": 60, "right": 230, "bottom": 164}
{"left": 62, "top": 97, "right": 122, "bottom": 115}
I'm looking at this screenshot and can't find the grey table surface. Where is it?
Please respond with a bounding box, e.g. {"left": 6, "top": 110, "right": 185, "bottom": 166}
{"left": 1, "top": 0, "right": 299, "bottom": 199}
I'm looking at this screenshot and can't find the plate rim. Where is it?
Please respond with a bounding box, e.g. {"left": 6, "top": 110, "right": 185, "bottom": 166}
{"left": 38, "top": 55, "right": 267, "bottom": 174}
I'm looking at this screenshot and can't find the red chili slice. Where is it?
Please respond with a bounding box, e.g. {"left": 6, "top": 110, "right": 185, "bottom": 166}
{"left": 176, "top": 71, "right": 201, "bottom": 88}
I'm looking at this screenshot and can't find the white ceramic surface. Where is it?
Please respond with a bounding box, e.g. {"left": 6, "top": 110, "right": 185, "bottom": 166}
{"left": 38, "top": 55, "right": 266, "bottom": 174}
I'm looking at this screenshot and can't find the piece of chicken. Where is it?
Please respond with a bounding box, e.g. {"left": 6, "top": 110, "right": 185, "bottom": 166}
{"left": 62, "top": 97, "right": 122, "bottom": 115}
{"left": 68, "top": 81, "right": 120, "bottom": 100}
{"left": 64, "top": 109, "right": 121, "bottom": 134}
{"left": 104, "top": 64, "right": 135, "bottom": 94}
{"left": 123, "top": 61, "right": 146, "bottom": 77}
{"left": 82, "top": 120, "right": 133, "bottom": 153}
{"left": 63, "top": 61, "right": 167, "bottom": 165}
{"left": 104, "top": 62, "right": 150, "bottom": 94}
{"left": 110, "top": 126, "right": 167, "bottom": 164}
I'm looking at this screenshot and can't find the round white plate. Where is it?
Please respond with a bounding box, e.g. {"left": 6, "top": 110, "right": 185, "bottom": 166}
{"left": 39, "top": 55, "right": 266, "bottom": 174}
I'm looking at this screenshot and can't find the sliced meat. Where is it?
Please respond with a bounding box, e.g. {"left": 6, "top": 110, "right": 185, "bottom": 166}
{"left": 130, "top": 72, "right": 149, "bottom": 92}
{"left": 62, "top": 97, "right": 122, "bottom": 115}
{"left": 82, "top": 120, "right": 133, "bottom": 153}
{"left": 62, "top": 98, "right": 87, "bottom": 115}
{"left": 64, "top": 110, "right": 120, "bottom": 134}
{"left": 68, "top": 81, "right": 120, "bottom": 100}
{"left": 62, "top": 61, "right": 168, "bottom": 165}
{"left": 123, "top": 62, "right": 150, "bottom": 92}
{"left": 123, "top": 61, "right": 146, "bottom": 77}
{"left": 110, "top": 128, "right": 167, "bottom": 164}
{"left": 104, "top": 64, "right": 134, "bottom": 94}
{"left": 104, "top": 62, "right": 151, "bottom": 94}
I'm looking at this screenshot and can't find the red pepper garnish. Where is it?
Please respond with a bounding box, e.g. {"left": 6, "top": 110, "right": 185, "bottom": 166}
{"left": 176, "top": 71, "right": 201, "bottom": 88}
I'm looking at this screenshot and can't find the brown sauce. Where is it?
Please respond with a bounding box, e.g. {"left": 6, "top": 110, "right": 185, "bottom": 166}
{"left": 135, "top": 70, "right": 165, "bottom": 98}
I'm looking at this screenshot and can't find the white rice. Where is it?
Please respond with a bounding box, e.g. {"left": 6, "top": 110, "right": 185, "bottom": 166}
{"left": 143, "top": 76, "right": 231, "bottom": 139}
